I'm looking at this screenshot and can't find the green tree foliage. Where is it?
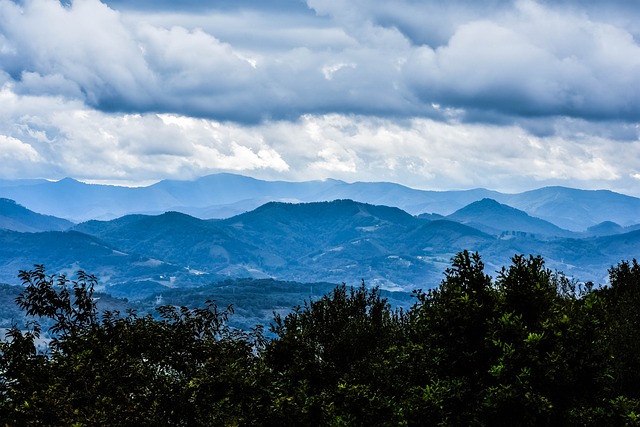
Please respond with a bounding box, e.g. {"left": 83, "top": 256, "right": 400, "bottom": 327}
{"left": 1, "top": 254, "right": 640, "bottom": 425}
{"left": 265, "top": 283, "right": 405, "bottom": 425}
{"left": 0, "top": 266, "right": 266, "bottom": 426}
{"left": 602, "top": 261, "right": 640, "bottom": 387}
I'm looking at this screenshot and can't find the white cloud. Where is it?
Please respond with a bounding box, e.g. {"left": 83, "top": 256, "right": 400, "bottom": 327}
{"left": 0, "top": 134, "right": 41, "bottom": 160}
{"left": 322, "top": 62, "right": 357, "bottom": 80}
{"left": 405, "top": 1, "right": 640, "bottom": 119}
{"left": 135, "top": 24, "right": 258, "bottom": 91}
{"left": 0, "top": 134, "right": 45, "bottom": 178}
{"left": 0, "top": 0, "right": 639, "bottom": 196}
{"left": 0, "top": 81, "right": 638, "bottom": 194}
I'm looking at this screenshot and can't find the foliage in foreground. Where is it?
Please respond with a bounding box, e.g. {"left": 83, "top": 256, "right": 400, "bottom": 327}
{"left": 1, "top": 252, "right": 640, "bottom": 426}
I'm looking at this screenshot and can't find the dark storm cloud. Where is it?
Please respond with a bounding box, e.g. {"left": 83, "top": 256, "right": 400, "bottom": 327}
{"left": 2, "top": 0, "right": 639, "bottom": 124}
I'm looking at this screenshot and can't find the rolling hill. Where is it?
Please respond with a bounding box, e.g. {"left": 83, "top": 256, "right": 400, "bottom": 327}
{"left": 446, "top": 198, "right": 574, "bottom": 238}
{"left": 0, "top": 174, "right": 638, "bottom": 232}
{"left": 0, "top": 197, "right": 636, "bottom": 299}
{"left": 497, "top": 186, "right": 640, "bottom": 231}
{"left": 0, "top": 228, "right": 182, "bottom": 287}
{"left": 0, "top": 198, "right": 74, "bottom": 232}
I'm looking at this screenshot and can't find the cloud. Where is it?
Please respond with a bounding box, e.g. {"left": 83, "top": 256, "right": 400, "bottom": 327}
{"left": 322, "top": 62, "right": 357, "bottom": 81}
{"left": 0, "top": 0, "right": 639, "bottom": 196}
{"left": 0, "top": 134, "right": 41, "bottom": 160}
{"left": 103, "top": 0, "right": 311, "bottom": 14}
{"left": 0, "top": 115, "right": 46, "bottom": 178}
{"left": 0, "top": 81, "right": 638, "bottom": 194}
{"left": 404, "top": 1, "right": 640, "bottom": 121}
{"left": 1, "top": 0, "right": 638, "bottom": 124}
{"left": 307, "top": 0, "right": 640, "bottom": 47}
{"left": 1, "top": 0, "right": 155, "bottom": 107}
{"left": 0, "top": 86, "right": 290, "bottom": 181}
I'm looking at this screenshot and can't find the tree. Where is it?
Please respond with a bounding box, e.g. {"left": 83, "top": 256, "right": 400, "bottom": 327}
{"left": 600, "top": 260, "right": 640, "bottom": 398}
{"left": 0, "top": 266, "right": 266, "bottom": 426}
{"left": 3, "top": 255, "right": 640, "bottom": 425}
{"left": 398, "top": 251, "right": 496, "bottom": 425}
{"left": 265, "top": 282, "right": 405, "bottom": 425}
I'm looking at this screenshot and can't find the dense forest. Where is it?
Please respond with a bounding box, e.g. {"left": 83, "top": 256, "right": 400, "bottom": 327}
{"left": 1, "top": 252, "right": 640, "bottom": 426}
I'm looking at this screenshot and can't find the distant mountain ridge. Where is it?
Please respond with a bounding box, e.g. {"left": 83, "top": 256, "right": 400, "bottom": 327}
{"left": 0, "top": 198, "right": 73, "bottom": 232}
{"left": 496, "top": 186, "right": 640, "bottom": 231}
{"left": 0, "top": 174, "right": 637, "bottom": 232}
{"left": 0, "top": 198, "right": 634, "bottom": 296}
{"left": 446, "top": 198, "right": 574, "bottom": 238}
{"left": 0, "top": 174, "right": 638, "bottom": 297}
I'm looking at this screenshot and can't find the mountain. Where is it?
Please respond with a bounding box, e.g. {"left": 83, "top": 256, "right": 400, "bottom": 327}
{"left": 401, "top": 219, "right": 495, "bottom": 252}
{"left": 0, "top": 174, "right": 340, "bottom": 222}
{"left": 0, "top": 178, "right": 151, "bottom": 221}
{"left": 69, "top": 200, "right": 501, "bottom": 290}
{"left": 1, "top": 174, "right": 638, "bottom": 231}
{"left": 446, "top": 198, "right": 573, "bottom": 238}
{"left": 0, "top": 198, "right": 637, "bottom": 296}
{"left": 515, "top": 229, "right": 640, "bottom": 284}
{"left": 0, "top": 228, "right": 182, "bottom": 286}
{"left": 222, "top": 199, "right": 422, "bottom": 251}
{"left": 417, "top": 212, "right": 445, "bottom": 221}
{"left": 310, "top": 181, "right": 502, "bottom": 216}
{"left": 497, "top": 187, "right": 640, "bottom": 231}
{"left": 0, "top": 198, "right": 74, "bottom": 232}
{"left": 586, "top": 221, "right": 625, "bottom": 237}
{"left": 75, "top": 211, "right": 257, "bottom": 277}
{"left": 70, "top": 198, "right": 637, "bottom": 291}
{"left": 150, "top": 173, "right": 340, "bottom": 206}
{"left": 591, "top": 229, "right": 640, "bottom": 262}
{"left": 73, "top": 200, "right": 437, "bottom": 289}
{"left": 0, "top": 178, "right": 49, "bottom": 188}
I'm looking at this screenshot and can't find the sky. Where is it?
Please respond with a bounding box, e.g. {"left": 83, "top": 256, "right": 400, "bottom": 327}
{"left": 0, "top": 0, "right": 639, "bottom": 195}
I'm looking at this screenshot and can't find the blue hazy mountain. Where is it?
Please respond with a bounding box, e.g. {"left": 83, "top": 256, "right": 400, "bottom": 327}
{"left": 150, "top": 173, "right": 341, "bottom": 205}
{"left": 0, "top": 195, "right": 637, "bottom": 294}
{"left": 0, "top": 199, "right": 634, "bottom": 296}
{"left": 0, "top": 178, "right": 49, "bottom": 188}
{"left": 69, "top": 200, "right": 507, "bottom": 289}
{"left": 1, "top": 174, "right": 638, "bottom": 231}
{"left": 73, "top": 200, "right": 439, "bottom": 289}
{"left": 417, "top": 212, "right": 446, "bottom": 221}
{"left": 67, "top": 199, "right": 639, "bottom": 292}
{"left": 585, "top": 221, "right": 625, "bottom": 237}
{"left": 75, "top": 211, "right": 259, "bottom": 277}
{"left": 496, "top": 187, "right": 640, "bottom": 231}
{"left": 0, "top": 198, "right": 74, "bottom": 232}
{"left": 0, "top": 174, "right": 339, "bottom": 222}
{"left": 0, "top": 228, "right": 183, "bottom": 286}
{"left": 310, "top": 181, "right": 502, "bottom": 216}
{"left": 446, "top": 198, "right": 574, "bottom": 238}
{"left": 221, "top": 199, "right": 421, "bottom": 250}
{"left": 0, "top": 178, "right": 150, "bottom": 221}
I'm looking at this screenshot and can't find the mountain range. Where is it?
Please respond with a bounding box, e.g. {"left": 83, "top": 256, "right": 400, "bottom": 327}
{"left": 0, "top": 174, "right": 638, "bottom": 232}
{"left": 0, "top": 184, "right": 638, "bottom": 298}
{"left": 0, "top": 198, "right": 73, "bottom": 232}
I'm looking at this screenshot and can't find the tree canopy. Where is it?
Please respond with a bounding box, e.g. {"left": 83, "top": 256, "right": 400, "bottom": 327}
{"left": 1, "top": 253, "right": 640, "bottom": 425}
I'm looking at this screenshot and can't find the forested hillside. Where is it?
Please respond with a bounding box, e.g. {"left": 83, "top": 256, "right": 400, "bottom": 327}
{"left": 2, "top": 198, "right": 637, "bottom": 293}
{"left": 2, "top": 253, "right": 639, "bottom": 425}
